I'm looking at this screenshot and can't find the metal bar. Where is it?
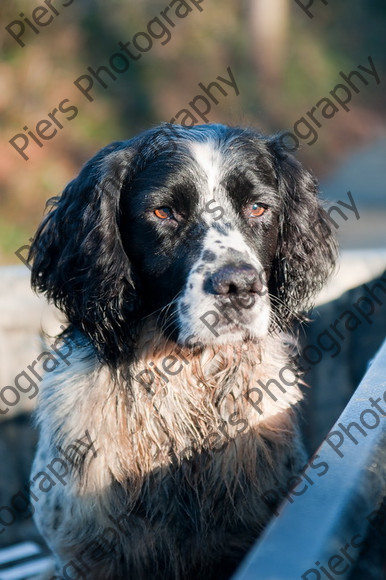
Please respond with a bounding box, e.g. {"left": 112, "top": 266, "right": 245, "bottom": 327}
{"left": 232, "top": 339, "right": 386, "bottom": 580}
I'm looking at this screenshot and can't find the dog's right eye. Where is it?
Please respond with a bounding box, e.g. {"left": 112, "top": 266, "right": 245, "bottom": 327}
{"left": 154, "top": 207, "right": 173, "bottom": 220}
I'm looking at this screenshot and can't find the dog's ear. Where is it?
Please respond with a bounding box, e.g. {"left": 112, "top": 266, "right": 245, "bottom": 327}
{"left": 266, "top": 137, "right": 338, "bottom": 325}
{"left": 30, "top": 141, "right": 139, "bottom": 364}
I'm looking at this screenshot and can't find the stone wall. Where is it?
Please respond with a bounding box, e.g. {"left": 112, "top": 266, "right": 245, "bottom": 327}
{"left": 0, "top": 266, "right": 64, "bottom": 419}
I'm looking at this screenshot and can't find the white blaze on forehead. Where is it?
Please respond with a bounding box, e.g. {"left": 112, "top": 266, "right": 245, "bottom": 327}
{"left": 174, "top": 141, "right": 272, "bottom": 344}
{"left": 189, "top": 140, "right": 223, "bottom": 197}
{"left": 202, "top": 227, "right": 250, "bottom": 257}
{"left": 201, "top": 226, "right": 265, "bottom": 275}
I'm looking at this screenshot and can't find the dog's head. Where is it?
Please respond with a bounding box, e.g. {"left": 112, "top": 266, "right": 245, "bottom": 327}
{"left": 30, "top": 124, "right": 337, "bottom": 363}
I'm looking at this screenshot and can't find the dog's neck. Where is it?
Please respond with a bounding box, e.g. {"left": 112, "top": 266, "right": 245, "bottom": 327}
{"left": 38, "top": 325, "right": 303, "bottom": 496}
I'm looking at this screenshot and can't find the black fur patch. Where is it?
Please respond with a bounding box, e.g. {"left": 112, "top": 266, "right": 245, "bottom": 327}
{"left": 202, "top": 250, "right": 217, "bottom": 262}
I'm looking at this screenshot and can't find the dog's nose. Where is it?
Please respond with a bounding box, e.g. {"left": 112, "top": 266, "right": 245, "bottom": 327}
{"left": 208, "top": 263, "right": 263, "bottom": 296}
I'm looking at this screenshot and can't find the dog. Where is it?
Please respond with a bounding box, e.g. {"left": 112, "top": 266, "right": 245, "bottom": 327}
{"left": 29, "top": 123, "right": 337, "bottom": 579}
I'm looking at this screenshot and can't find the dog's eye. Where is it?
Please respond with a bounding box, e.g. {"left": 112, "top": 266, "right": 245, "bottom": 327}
{"left": 248, "top": 203, "right": 266, "bottom": 218}
{"left": 154, "top": 207, "right": 173, "bottom": 220}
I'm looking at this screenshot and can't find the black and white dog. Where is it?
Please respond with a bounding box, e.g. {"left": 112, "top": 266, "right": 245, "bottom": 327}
{"left": 30, "top": 124, "right": 337, "bottom": 579}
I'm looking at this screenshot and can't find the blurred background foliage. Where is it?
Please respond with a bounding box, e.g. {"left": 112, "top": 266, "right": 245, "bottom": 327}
{"left": 0, "top": 0, "right": 385, "bottom": 262}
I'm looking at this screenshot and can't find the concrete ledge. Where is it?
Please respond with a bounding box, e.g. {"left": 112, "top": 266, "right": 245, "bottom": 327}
{"left": 0, "top": 266, "right": 64, "bottom": 419}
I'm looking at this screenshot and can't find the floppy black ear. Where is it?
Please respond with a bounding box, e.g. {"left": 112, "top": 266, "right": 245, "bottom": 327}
{"left": 267, "top": 137, "right": 338, "bottom": 325}
{"left": 30, "top": 141, "right": 139, "bottom": 365}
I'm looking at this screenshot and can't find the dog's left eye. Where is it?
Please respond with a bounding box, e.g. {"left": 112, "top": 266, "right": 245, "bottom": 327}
{"left": 154, "top": 207, "right": 173, "bottom": 220}
{"left": 246, "top": 203, "right": 266, "bottom": 218}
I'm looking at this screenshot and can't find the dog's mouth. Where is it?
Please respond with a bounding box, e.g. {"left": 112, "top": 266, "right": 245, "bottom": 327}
{"left": 146, "top": 291, "right": 269, "bottom": 350}
{"left": 173, "top": 289, "right": 271, "bottom": 348}
{"left": 180, "top": 257, "right": 271, "bottom": 343}
{"left": 144, "top": 255, "right": 272, "bottom": 348}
